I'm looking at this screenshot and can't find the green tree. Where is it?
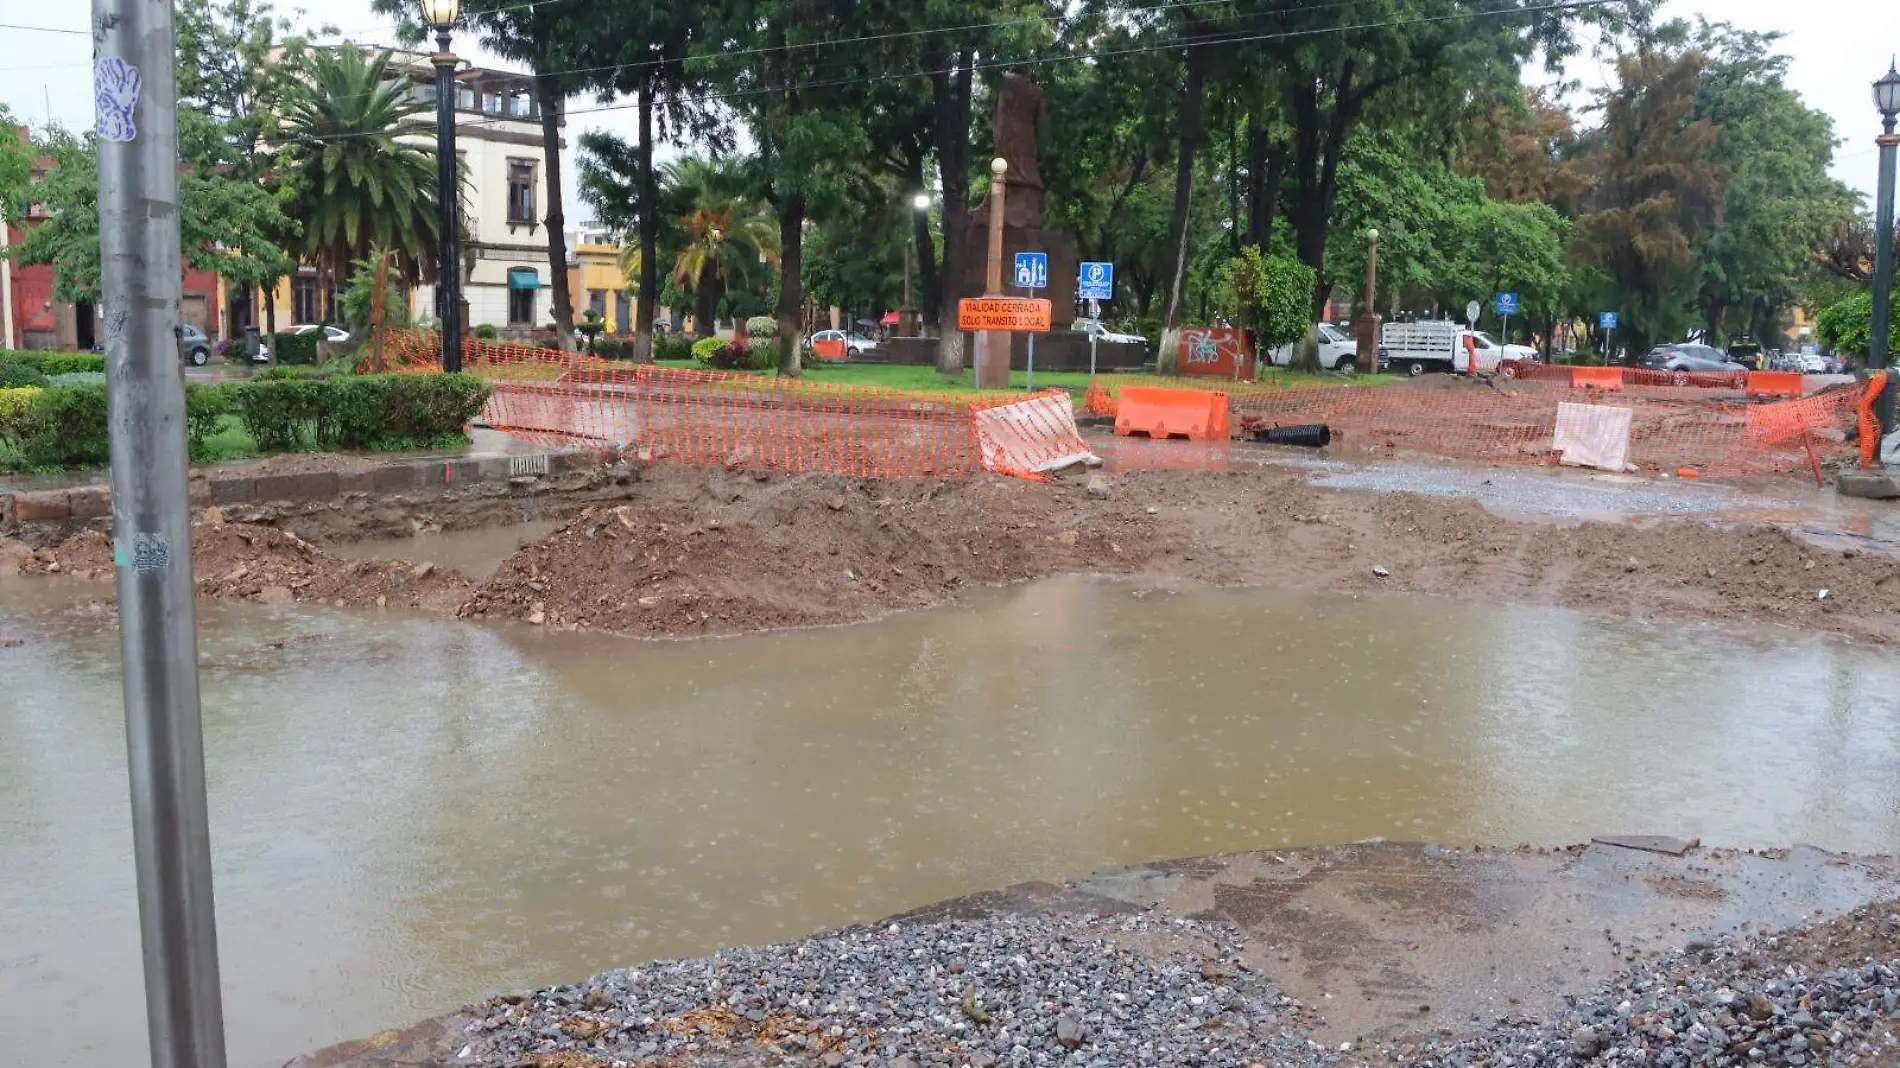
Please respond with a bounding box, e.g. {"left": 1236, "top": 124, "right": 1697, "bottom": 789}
{"left": 14, "top": 118, "right": 292, "bottom": 306}
{"left": 0, "top": 106, "right": 35, "bottom": 229}
{"left": 629, "top": 158, "right": 779, "bottom": 338}
{"left": 277, "top": 45, "right": 442, "bottom": 308}
{"left": 1814, "top": 291, "right": 1900, "bottom": 358}
{"left": 1570, "top": 48, "right": 1729, "bottom": 355}
{"left": 1682, "top": 20, "right": 1858, "bottom": 346}
{"left": 1213, "top": 245, "right": 1314, "bottom": 352}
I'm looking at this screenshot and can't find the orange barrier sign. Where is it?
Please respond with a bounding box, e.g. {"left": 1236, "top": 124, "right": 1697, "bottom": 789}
{"left": 1114, "top": 386, "right": 1231, "bottom": 442}
{"left": 1178, "top": 326, "right": 1255, "bottom": 381}
{"left": 958, "top": 297, "right": 1052, "bottom": 332}
{"left": 1569, "top": 367, "right": 1625, "bottom": 391}
{"left": 1744, "top": 371, "right": 1802, "bottom": 399}
{"left": 812, "top": 337, "right": 847, "bottom": 361}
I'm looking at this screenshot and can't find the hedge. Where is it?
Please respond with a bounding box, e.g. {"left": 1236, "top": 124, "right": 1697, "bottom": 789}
{"left": 0, "top": 359, "right": 48, "bottom": 388}
{"left": 0, "top": 374, "right": 490, "bottom": 469}
{"left": 652, "top": 333, "right": 694, "bottom": 361}
{"left": 0, "top": 350, "right": 105, "bottom": 376}
{"left": 272, "top": 330, "right": 322, "bottom": 365}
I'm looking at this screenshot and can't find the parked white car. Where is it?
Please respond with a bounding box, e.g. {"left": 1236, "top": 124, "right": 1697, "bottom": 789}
{"left": 1266, "top": 322, "right": 1360, "bottom": 371}
{"left": 809, "top": 329, "right": 878, "bottom": 355}
{"left": 1076, "top": 318, "right": 1148, "bottom": 347}
{"left": 291, "top": 324, "right": 352, "bottom": 345}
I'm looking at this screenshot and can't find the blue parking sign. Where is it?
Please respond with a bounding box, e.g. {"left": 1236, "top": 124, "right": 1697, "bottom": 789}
{"left": 1494, "top": 291, "right": 1519, "bottom": 315}
{"left": 1599, "top": 311, "right": 1618, "bottom": 330}
{"left": 1078, "top": 261, "right": 1114, "bottom": 300}
{"left": 1013, "top": 252, "right": 1048, "bottom": 290}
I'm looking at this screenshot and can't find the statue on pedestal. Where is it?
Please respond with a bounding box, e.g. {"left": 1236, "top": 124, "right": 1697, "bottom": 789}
{"left": 964, "top": 71, "right": 1077, "bottom": 329}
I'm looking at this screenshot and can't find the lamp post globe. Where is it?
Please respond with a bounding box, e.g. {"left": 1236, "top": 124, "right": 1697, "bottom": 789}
{"left": 990, "top": 157, "right": 1007, "bottom": 176}
{"left": 911, "top": 192, "right": 931, "bottom": 212}
{"left": 423, "top": 0, "right": 462, "bottom": 370}
{"left": 1875, "top": 62, "right": 1900, "bottom": 119}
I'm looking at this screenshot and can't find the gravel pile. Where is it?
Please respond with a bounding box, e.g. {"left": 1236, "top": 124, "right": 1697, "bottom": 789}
{"left": 1395, "top": 905, "right": 1900, "bottom": 1068}
{"left": 460, "top": 912, "right": 1319, "bottom": 1068}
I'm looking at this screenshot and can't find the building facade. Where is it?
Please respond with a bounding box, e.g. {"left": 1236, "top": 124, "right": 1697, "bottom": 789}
{"left": 403, "top": 55, "right": 560, "bottom": 337}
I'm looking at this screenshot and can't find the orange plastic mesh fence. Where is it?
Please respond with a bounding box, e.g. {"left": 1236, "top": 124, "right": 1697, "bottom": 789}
{"left": 1226, "top": 378, "right": 1866, "bottom": 478}
{"left": 1861, "top": 372, "right": 1889, "bottom": 469}
{"left": 1503, "top": 361, "right": 1748, "bottom": 391}
{"left": 378, "top": 330, "right": 1090, "bottom": 481}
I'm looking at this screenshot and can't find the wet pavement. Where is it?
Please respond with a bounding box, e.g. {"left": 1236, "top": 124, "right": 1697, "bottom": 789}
{"left": 6, "top": 573, "right": 1900, "bottom": 1066}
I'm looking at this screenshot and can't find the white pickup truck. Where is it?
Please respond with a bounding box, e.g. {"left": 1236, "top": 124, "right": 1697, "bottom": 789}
{"left": 1379, "top": 321, "right": 1533, "bottom": 376}
{"left": 1265, "top": 323, "right": 1360, "bottom": 371}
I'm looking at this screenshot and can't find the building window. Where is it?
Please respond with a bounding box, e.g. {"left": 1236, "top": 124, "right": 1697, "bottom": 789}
{"left": 292, "top": 274, "right": 321, "bottom": 324}
{"left": 589, "top": 289, "right": 607, "bottom": 320}
{"left": 615, "top": 291, "right": 631, "bottom": 333}
{"left": 509, "top": 91, "right": 532, "bottom": 118}
{"left": 456, "top": 86, "right": 474, "bottom": 110}
{"left": 508, "top": 267, "right": 538, "bottom": 325}
{"left": 506, "top": 160, "right": 536, "bottom": 225}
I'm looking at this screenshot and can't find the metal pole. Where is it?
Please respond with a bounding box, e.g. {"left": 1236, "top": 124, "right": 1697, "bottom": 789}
{"left": 433, "top": 33, "right": 462, "bottom": 373}
{"left": 94, "top": 0, "right": 228, "bottom": 1064}
{"left": 1023, "top": 283, "right": 1035, "bottom": 391}
{"left": 1872, "top": 118, "right": 1897, "bottom": 437}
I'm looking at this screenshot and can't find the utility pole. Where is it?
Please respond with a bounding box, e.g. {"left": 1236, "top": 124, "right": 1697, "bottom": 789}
{"left": 94, "top": 0, "right": 228, "bottom": 1065}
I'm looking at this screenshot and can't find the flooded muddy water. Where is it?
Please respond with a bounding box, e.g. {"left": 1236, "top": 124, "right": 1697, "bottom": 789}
{"left": 4, "top": 573, "right": 1899, "bottom": 1067}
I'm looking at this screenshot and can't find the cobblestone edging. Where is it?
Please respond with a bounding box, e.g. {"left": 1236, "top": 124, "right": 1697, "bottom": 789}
{"left": 1, "top": 447, "right": 615, "bottom": 532}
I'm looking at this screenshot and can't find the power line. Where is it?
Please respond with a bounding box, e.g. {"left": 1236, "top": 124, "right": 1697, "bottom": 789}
{"left": 0, "top": 22, "right": 89, "bottom": 34}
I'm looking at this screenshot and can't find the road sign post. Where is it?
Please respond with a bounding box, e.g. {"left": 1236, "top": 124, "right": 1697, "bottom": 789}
{"left": 1013, "top": 252, "right": 1046, "bottom": 390}
{"left": 1079, "top": 263, "right": 1114, "bottom": 381}
{"left": 1495, "top": 291, "right": 1519, "bottom": 357}
{"left": 1087, "top": 297, "right": 1101, "bottom": 377}
{"left": 1599, "top": 311, "right": 1618, "bottom": 362}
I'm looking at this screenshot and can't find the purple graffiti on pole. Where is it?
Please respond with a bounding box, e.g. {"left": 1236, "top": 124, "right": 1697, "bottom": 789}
{"left": 94, "top": 55, "right": 141, "bottom": 143}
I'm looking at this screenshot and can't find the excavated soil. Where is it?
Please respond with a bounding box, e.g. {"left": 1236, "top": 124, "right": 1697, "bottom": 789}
{"left": 15, "top": 465, "right": 1900, "bottom": 642}
{"left": 18, "top": 510, "right": 472, "bottom": 612}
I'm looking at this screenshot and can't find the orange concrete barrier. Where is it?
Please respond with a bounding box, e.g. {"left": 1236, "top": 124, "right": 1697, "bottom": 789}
{"left": 1114, "top": 386, "right": 1231, "bottom": 441}
{"left": 1569, "top": 367, "right": 1625, "bottom": 391}
{"left": 1745, "top": 371, "right": 1802, "bottom": 399}
{"left": 812, "top": 338, "right": 848, "bottom": 361}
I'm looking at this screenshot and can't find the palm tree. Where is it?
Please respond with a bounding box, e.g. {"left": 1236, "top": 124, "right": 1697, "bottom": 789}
{"left": 278, "top": 45, "right": 442, "bottom": 313}
{"left": 632, "top": 158, "right": 777, "bottom": 338}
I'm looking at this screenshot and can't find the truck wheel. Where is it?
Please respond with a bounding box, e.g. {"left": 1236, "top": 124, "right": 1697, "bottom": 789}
{"left": 1407, "top": 360, "right": 1426, "bottom": 378}
{"left": 1500, "top": 361, "right": 1519, "bottom": 379}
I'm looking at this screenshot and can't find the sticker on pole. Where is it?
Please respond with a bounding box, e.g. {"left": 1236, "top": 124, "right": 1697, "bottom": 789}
{"left": 958, "top": 297, "right": 1051, "bottom": 332}
{"left": 1012, "top": 252, "right": 1048, "bottom": 290}
{"left": 1079, "top": 261, "right": 1114, "bottom": 300}
{"left": 94, "top": 56, "right": 142, "bottom": 143}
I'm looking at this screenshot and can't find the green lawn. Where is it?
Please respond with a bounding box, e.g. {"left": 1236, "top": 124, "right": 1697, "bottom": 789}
{"left": 194, "top": 414, "right": 258, "bottom": 464}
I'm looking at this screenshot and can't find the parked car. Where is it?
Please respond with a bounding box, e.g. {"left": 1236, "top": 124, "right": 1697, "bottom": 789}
{"left": 1378, "top": 320, "right": 1505, "bottom": 376}
{"left": 808, "top": 328, "right": 878, "bottom": 355}
{"left": 1639, "top": 343, "right": 1749, "bottom": 378}
{"left": 1266, "top": 322, "right": 1360, "bottom": 371}
{"left": 178, "top": 323, "right": 213, "bottom": 366}
{"left": 1799, "top": 353, "right": 1831, "bottom": 374}
{"left": 291, "top": 323, "right": 351, "bottom": 346}
{"left": 1076, "top": 318, "right": 1148, "bottom": 349}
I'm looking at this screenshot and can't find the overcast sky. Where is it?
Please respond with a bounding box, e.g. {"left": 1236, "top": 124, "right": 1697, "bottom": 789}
{"left": 2, "top": 0, "right": 1895, "bottom": 223}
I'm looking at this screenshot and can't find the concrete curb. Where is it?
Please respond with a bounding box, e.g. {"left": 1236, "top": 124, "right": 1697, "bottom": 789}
{"left": 0, "top": 445, "right": 615, "bottom": 533}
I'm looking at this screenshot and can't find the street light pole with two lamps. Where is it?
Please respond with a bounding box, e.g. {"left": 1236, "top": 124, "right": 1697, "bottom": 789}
{"left": 421, "top": 0, "right": 462, "bottom": 372}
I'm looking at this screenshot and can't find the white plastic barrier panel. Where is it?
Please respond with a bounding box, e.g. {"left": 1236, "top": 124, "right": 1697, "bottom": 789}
{"left": 973, "top": 393, "right": 1100, "bottom": 476}
{"left": 1552, "top": 401, "right": 1633, "bottom": 471}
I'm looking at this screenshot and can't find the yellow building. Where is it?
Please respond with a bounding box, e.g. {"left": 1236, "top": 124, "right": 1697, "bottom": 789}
{"left": 568, "top": 228, "right": 631, "bottom": 331}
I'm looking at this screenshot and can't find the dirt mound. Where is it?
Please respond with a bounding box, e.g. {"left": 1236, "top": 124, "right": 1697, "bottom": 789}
{"left": 18, "top": 512, "right": 473, "bottom": 611}
{"left": 458, "top": 473, "right": 1171, "bottom": 635}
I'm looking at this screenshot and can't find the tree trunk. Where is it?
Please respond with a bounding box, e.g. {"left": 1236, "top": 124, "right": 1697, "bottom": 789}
{"left": 905, "top": 148, "right": 939, "bottom": 329}
{"left": 693, "top": 259, "right": 719, "bottom": 339}
{"left": 633, "top": 79, "right": 658, "bottom": 363}
{"left": 1246, "top": 116, "right": 1281, "bottom": 251}
{"left": 264, "top": 284, "right": 277, "bottom": 363}
{"left": 1290, "top": 62, "right": 1359, "bottom": 320}
{"left": 1158, "top": 50, "right": 1208, "bottom": 375}
{"left": 929, "top": 44, "right": 973, "bottom": 374}
{"left": 777, "top": 193, "right": 806, "bottom": 377}
{"left": 535, "top": 71, "right": 575, "bottom": 351}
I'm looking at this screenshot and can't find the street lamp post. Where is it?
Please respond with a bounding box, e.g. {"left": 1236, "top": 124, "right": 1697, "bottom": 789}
{"left": 422, "top": 0, "right": 462, "bottom": 372}
{"left": 1356, "top": 228, "right": 1381, "bottom": 373}
{"left": 1871, "top": 62, "right": 1900, "bottom": 440}
{"left": 902, "top": 191, "right": 929, "bottom": 338}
